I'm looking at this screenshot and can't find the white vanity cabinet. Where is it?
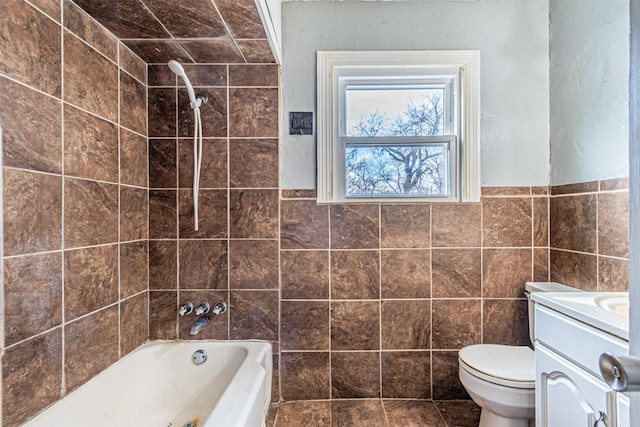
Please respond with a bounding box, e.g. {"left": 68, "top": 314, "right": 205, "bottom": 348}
{"left": 534, "top": 304, "right": 630, "bottom": 427}
{"left": 617, "top": 394, "right": 630, "bottom": 427}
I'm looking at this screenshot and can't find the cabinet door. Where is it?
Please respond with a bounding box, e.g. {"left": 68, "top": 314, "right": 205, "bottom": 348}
{"left": 617, "top": 393, "right": 630, "bottom": 427}
{"left": 537, "top": 344, "right": 614, "bottom": 427}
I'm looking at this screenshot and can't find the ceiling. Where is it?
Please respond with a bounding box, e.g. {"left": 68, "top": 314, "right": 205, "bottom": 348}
{"left": 73, "top": 0, "right": 275, "bottom": 64}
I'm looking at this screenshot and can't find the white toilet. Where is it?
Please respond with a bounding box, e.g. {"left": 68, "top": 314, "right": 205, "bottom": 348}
{"left": 458, "top": 281, "right": 580, "bottom": 427}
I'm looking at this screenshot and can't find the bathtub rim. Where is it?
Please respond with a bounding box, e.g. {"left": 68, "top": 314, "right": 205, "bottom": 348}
{"left": 22, "top": 339, "right": 273, "bottom": 427}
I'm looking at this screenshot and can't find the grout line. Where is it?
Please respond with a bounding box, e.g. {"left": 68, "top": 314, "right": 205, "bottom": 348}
{"left": 117, "top": 43, "right": 123, "bottom": 361}
{"left": 145, "top": 86, "right": 150, "bottom": 347}
{"left": 209, "top": 2, "right": 247, "bottom": 64}
{"left": 3, "top": 241, "right": 147, "bottom": 260}
{"left": 120, "top": 60, "right": 147, "bottom": 87}
{"left": 0, "top": 72, "right": 148, "bottom": 141}
{"left": 153, "top": 237, "right": 277, "bottom": 242}
{"left": 531, "top": 197, "right": 535, "bottom": 283}
{"left": 147, "top": 60, "right": 274, "bottom": 66}
{"left": 132, "top": 2, "right": 195, "bottom": 65}
{"left": 226, "top": 65, "right": 231, "bottom": 342}
{"left": 64, "top": 0, "right": 134, "bottom": 69}
{"left": 596, "top": 191, "right": 600, "bottom": 290}
{"left": 479, "top": 198, "right": 484, "bottom": 344}
{"left": 0, "top": 72, "right": 59, "bottom": 101}
{"left": 546, "top": 191, "right": 550, "bottom": 281}
{"left": 282, "top": 245, "right": 549, "bottom": 252}
{"left": 429, "top": 203, "right": 434, "bottom": 401}
{"left": 174, "top": 68, "right": 181, "bottom": 340}
{"left": 119, "top": 37, "right": 272, "bottom": 43}
{"left": 275, "top": 67, "right": 283, "bottom": 404}
{"left": 153, "top": 84, "right": 279, "bottom": 90}
{"left": 378, "top": 204, "right": 383, "bottom": 400}
{"left": 59, "top": 10, "right": 67, "bottom": 396}
{"left": 432, "top": 401, "right": 449, "bottom": 427}
{"left": 548, "top": 247, "right": 624, "bottom": 259}
{"left": 151, "top": 186, "right": 279, "bottom": 191}
{"left": 380, "top": 399, "right": 390, "bottom": 425}
{"left": 2, "top": 166, "right": 122, "bottom": 188}
{"left": 279, "top": 246, "right": 519, "bottom": 251}
{"left": 140, "top": 295, "right": 521, "bottom": 301}
{"left": 149, "top": 136, "right": 277, "bottom": 140}
{"left": 328, "top": 204, "right": 333, "bottom": 401}
{"left": 23, "top": 0, "right": 60, "bottom": 25}
{"left": 549, "top": 188, "right": 629, "bottom": 197}
{"left": 3, "top": 295, "right": 136, "bottom": 353}
{"left": 63, "top": 28, "right": 120, "bottom": 72}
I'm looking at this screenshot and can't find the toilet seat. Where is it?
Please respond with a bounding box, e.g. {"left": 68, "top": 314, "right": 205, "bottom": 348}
{"left": 459, "top": 344, "right": 535, "bottom": 389}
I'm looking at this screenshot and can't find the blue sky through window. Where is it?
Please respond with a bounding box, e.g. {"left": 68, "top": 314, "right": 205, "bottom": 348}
{"left": 345, "top": 86, "right": 445, "bottom": 136}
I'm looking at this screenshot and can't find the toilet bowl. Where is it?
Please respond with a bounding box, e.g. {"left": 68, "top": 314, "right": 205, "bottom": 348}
{"left": 458, "top": 281, "right": 581, "bottom": 427}
{"left": 459, "top": 344, "right": 535, "bottom": 427}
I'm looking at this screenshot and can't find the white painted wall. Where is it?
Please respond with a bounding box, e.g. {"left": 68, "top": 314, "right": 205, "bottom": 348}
{"left": 550, "top": 0, "right": 629, "bottom": 185}
{"left": 280, "top": 0, "right": 550, "bottom": 189}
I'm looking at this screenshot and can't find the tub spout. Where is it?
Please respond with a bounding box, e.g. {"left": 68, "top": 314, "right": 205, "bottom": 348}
{"left": 190, "top": 316, "right": 210, "bottom": 335}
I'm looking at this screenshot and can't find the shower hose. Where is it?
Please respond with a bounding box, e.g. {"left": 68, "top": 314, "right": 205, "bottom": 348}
{"left": 193, "top": 104, "right": 203, "bottom": 231}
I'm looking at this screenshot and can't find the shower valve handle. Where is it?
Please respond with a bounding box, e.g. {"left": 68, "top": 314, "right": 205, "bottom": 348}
{"left": 212, "top": 301, "right": 227, "bottom": 315}
{"left": 178, "top": 302, "right": 194, "bottom": 316}
{"left": 195, "top": 301, "right": 211, "bottom": 316}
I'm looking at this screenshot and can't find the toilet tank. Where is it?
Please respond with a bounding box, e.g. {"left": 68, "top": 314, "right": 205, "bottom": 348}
{"left": 525, "top": 281, "right": 581, "bottom": 345}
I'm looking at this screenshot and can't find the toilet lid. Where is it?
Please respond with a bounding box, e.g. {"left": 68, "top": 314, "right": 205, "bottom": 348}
{"left": 459, "top": 344, "right": 535, "bottom": 387}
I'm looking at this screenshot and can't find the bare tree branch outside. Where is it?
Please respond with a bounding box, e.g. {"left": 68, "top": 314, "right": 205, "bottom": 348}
{"left": 345, "top": 91, "right": 448, "bottom": 196}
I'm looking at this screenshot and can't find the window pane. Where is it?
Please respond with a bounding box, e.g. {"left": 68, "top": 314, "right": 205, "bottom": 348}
{"left": 345, "top": 87, "right": 445, "bottom": 137}
{"left": 345, "top": 145, "right": 448, "bottom": 197}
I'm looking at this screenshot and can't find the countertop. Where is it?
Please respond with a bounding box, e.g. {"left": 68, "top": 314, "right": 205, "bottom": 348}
{"left": 531, "top": 291, "right": 629, "bottom": 341}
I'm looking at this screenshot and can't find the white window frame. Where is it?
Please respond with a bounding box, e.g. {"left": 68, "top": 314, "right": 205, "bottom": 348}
{"left": 317, "top": 50, "right": 481, "bottom": 203}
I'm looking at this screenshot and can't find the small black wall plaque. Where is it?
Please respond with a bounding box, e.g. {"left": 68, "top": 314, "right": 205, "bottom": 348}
{"left": 289, "top": 112, "right": 313, "bottom": 135}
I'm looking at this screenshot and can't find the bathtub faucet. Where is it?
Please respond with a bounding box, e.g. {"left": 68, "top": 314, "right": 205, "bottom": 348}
{"left": 189, "top": 301, "right": 227, "bottom": 335}
{"left": 190, "top": 316, "right": 210, "bottom": 335}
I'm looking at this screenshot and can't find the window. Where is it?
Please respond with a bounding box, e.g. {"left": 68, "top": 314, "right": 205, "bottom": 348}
{"left": 317, "top": 50, "right": 481, "bottom": 203}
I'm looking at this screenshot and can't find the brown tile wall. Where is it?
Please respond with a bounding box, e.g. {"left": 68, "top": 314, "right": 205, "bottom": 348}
{"left": 4, "top": 3, "right": 626, "bottom": 419}
{"left": 148, "top": 58, "right": 596, "bottom": 403}
{"left": 550, "top": 178, "right": 629, "bottom": 291}
{"left": 146, "top": 63, "right": 281, "bottom": 399}
{"left": 0, "top": 1, "right": 149, "bottom": 424}
{"left": 279, "top": 187, "right": 548, "bottom": 402}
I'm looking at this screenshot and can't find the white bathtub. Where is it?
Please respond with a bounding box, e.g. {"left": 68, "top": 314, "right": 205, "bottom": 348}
{"left": 24, "top": 340, "right": 272, "bottom": 427}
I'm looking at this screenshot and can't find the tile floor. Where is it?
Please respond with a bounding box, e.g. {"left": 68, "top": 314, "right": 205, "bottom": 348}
{"left": 267, "top": 399, "right": 481, "bottom": 427}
